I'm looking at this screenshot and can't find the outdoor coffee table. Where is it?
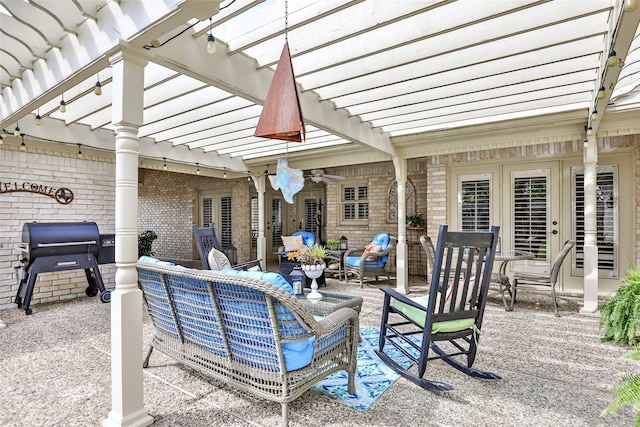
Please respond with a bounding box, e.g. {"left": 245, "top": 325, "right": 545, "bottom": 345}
{"left": 297, "top": 290, "right": 363, "bottom": 317}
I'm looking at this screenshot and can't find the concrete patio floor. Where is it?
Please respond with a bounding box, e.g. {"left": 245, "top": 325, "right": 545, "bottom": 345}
{"left": 0, "top": 274, "right": 635, "bottom": 427}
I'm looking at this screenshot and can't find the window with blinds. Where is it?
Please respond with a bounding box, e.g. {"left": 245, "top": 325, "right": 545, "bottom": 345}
{"left": 572, "top": 165, "right": 618, "bottom": 278}
{"left": 271, "top": 197, "right": 283, "bottom": 251}
{"left": 340, "top": 182, "right": 368, "bottom": 224}
{"left": 304, "top": 199, "right": 318, "bottom": 233}
{"left": 512, "top": 174, "right": 548, "bottom": 259}
{"left": 458, "top": 175, "right": 491, "bottom": 231}
{"left": 220, "top": 196, "right": 232, "bottom": 248}
{"left": 202, "top": 197, "right": 213, "bottom": 228}
{"left": 251, "top": 196, "right": 258, "bottom": 251}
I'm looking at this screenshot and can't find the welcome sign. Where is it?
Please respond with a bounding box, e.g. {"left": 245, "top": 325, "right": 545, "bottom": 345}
{"left": 0, "top": 181, "right": 74, "bottom": 204}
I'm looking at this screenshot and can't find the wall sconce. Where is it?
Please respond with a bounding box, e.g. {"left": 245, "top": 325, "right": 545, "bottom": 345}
{"left": 59, "top": 95, "right": 66, "bottom": 113}
{"left": 14, "top": 122, "right": 20, "bottom": 137}
{"left": 206, "top": 18, "right": 216, "bottom": 54}
{"left": 35, "top": 109, "right": 42, "bottom": 126}
{"left": 607, "top": 50, "right": 618, "bottom": 68}
{"left": 94, "top": 74, "right": 102, "bottom": 96}
{"left": 77, "top": 144, "right": 84, "bottom": 159}
{"left": 163, "top": 157, "right": 167, "bottom": 170}
{"left": 20, "top": 134, "right": 26, "bottom": 151}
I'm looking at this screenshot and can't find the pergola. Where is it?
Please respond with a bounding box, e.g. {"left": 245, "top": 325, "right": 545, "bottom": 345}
{"left": 2, "top": 1, "right": 640, "bottom": 425}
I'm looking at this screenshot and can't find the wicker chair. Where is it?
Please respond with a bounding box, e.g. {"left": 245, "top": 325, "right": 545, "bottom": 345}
{"left": 138, "top": 260, "right": 359, "bottom": 427}
{"left": 419, "top": 235, "right": 436, "bottom": 282}
{"left": 344, "top": 233, "right": 396, "bottom": 287}
{"left": 512, "top": 240, "right": 575, "bottom": 316}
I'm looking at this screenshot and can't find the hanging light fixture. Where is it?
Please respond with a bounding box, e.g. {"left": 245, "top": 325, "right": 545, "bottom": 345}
{"left": 94, "top": 73, "right": 102, "bottom": 96}
{"left": 206, "top": 18, "right": 216, "bottom": 54}
{"left": 196, "top": 163, "right": 200, "bottom": 174}
{"left": 597, "top": 85, "right": 606, "bottom": 100}
{"left": 59, "top": 95, "right": 66, "bottom": 113}
{"left": 77, "top": 144, "right": 84, "bottom": 159}
{"left": 14, "top": 122, "right": 20, "bottom": 137}
{"left": 35, "top": 109, "right": 42, "bottom": 126}
{"left": 20, "top": 134, "right": 26, "bottom": 151}
{"left": 607, "top": 50, "right": 618, "bottom": 68}
{"left": 254, "top": 0, "right": 305, "bottom": 142}
{"left": 163, "top": 157, "right": 167, "bottom": 170}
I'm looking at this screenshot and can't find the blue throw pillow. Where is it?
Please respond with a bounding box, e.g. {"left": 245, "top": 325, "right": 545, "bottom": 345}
{"left": 218, "top": 268, "right": 295, "bottom": 296}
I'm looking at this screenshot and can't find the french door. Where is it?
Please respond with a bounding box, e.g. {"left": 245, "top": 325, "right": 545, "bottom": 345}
{"left": 503, "top": 162, "right": 561, "bottom": 275}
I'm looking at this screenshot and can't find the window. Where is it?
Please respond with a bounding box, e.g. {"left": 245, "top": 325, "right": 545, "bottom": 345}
{"left": 271, "top": 197, "right": 283, "bottom": 251}
{"left": 251, "top": 196, "right": 258, "bottom": 252}
{"left": 304, "top": 198, "right": 319, "bottom": 233}
{"left": 512, "top": 173, "right": 548, "bottom": 258}
{"left": 572, "top": 165, "right": 618, "bottom": 278}
{"left": 458, "top": 174, "right": 491, "bottom": 231}
{"left": 220, "top": 195, "right": 232, "bottom": 248}
{"left": 340, "top": 181, "right": 368, "bottom": 225}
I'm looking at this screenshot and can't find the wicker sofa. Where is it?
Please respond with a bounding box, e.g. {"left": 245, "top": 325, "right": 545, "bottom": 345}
{"left": 137, "top": 259, "right": 359, "bottom": 427}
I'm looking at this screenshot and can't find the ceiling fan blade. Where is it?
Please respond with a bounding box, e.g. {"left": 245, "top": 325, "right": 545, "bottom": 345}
{"left": 323, "top": 174, "right": 345, "bottom": 180}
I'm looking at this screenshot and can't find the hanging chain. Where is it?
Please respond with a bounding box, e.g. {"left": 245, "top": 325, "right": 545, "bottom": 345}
{"left": 284, "top": 0, "right": 288, "bottom": 41}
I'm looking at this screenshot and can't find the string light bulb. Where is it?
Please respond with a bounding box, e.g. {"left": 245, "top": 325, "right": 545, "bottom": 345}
{"left": 196, "top": 163, "right": 200, "bottom": 174}
{"left": 14, "top": 122, "right": 20, "bottom": 137}
{"left": 591, "top": 109, "right": 598, "bottom": 121}
{"left": 624, "top": 0, "right": 638, "bottom": 12}
{"left": 163, "top": 157, "right": 167, "bottom": 171}
{"left": 597, "top": 85, "right": 605, "bottom": 100}
{"left": 586, "top": 126, "right": 593, "bottom": 136}
{"left": 77, "top": 144, "right": 84, "bottom": 159}
{"left": 583, "top": 138, "right": 588, "bottom": 148}
{"left": 207, "top": 18, "right": 216, "bottom": 54}
{"left": 223, "top": 167, "right": 227, "bottom": 178}
{"left": 94, "top": 74, "right": 102, "bottom": 96}
{"left": 35, "top": 109, "right": 42, "bottom": 126}
{"left": 607, "top": 50, "right": 618, "bottom": 68}
{"left": 0, "top": 134, "right": 4, "bottom": 145}
{"left": 59, "top": 95, "right": 66, "bottom": 113}
{"left": 20, "top": 134, "right": 26, "bottom": 151}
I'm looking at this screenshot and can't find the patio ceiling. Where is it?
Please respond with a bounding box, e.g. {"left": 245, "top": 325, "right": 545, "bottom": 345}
{"left": 1, "top": 0, "right": 640, "bottom": 176}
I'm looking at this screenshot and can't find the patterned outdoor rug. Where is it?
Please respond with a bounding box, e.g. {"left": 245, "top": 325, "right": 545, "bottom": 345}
{"left": 308, "top": 325, "right": 420, "bottom": 411}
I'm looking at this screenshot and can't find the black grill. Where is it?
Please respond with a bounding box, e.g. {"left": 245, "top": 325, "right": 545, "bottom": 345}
{"left": 15, "top": 222, "right": 114, "bottom": 315}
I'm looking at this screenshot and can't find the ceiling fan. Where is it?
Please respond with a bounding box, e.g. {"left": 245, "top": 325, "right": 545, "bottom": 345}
{"left": 306, "top": 169, "right": 346, "bottom": 183}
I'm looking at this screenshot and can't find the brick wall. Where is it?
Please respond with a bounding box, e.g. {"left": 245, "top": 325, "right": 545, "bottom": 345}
{"left": 0, "top": 140, "right": 115, "bottom": 311}
{"left": 138, "top": 169, "right": 255, "bottom": 264}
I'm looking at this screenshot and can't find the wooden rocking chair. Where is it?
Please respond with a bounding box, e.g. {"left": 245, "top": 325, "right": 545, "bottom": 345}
{"left": 376, "top": 224, "right": 500, "bottom": 391}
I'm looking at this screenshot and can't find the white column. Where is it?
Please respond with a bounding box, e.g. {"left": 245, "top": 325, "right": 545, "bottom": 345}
{"left": 393, "top": 157, "right": 408, "bottom": 294}
{"left": 253, "top": 175, "right": 267, "bottom": 265}
{"left": 103, "top": 49, "right": 153, "bottom": 427}
{"left": 581, "top": 136, "right": 599, "bottom": 315}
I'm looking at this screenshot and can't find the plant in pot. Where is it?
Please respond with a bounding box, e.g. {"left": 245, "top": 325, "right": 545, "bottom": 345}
{"left": 599, "top": 266, "right": 640, "bottom": 425}
{"left": 138, "top": 230, "right": 158, "bottom": 258}
{"left": 406, "top": 213, "right": 426, "bottom": 228}
{"left": 326, "top": 238, "right": 339, "bottom": 250}
{"left": 288, "top": 242, "right": 326, "bottom": 301}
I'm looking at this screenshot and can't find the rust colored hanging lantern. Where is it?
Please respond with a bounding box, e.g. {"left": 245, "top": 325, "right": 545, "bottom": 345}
{"left": 254, "top": 41, "right": 305, "bottom": 142}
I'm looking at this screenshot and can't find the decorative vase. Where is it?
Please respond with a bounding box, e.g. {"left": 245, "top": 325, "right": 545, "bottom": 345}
{"left": 302, "top": 263, "right": 325, "bottom": 301}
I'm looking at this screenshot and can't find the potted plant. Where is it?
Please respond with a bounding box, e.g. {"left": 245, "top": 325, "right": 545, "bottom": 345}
{"left": 406, "top": 213, "right": 426, "bottom": 228}
{"left": 288, "top": 242, "right": 327, "bottom": 301}
{"left": 326, "top": 238, "right": 339, "bottom": 250}
{"left": 598, "top": 266, "right": 640, "bottom": 425}
{"left": 138, "top": 230, "right": 158, "bottom": 258}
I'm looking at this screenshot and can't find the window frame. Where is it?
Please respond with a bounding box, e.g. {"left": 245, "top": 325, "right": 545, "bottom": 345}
{"left": 338, "top": 180, "right": 369, "bottom": 226}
